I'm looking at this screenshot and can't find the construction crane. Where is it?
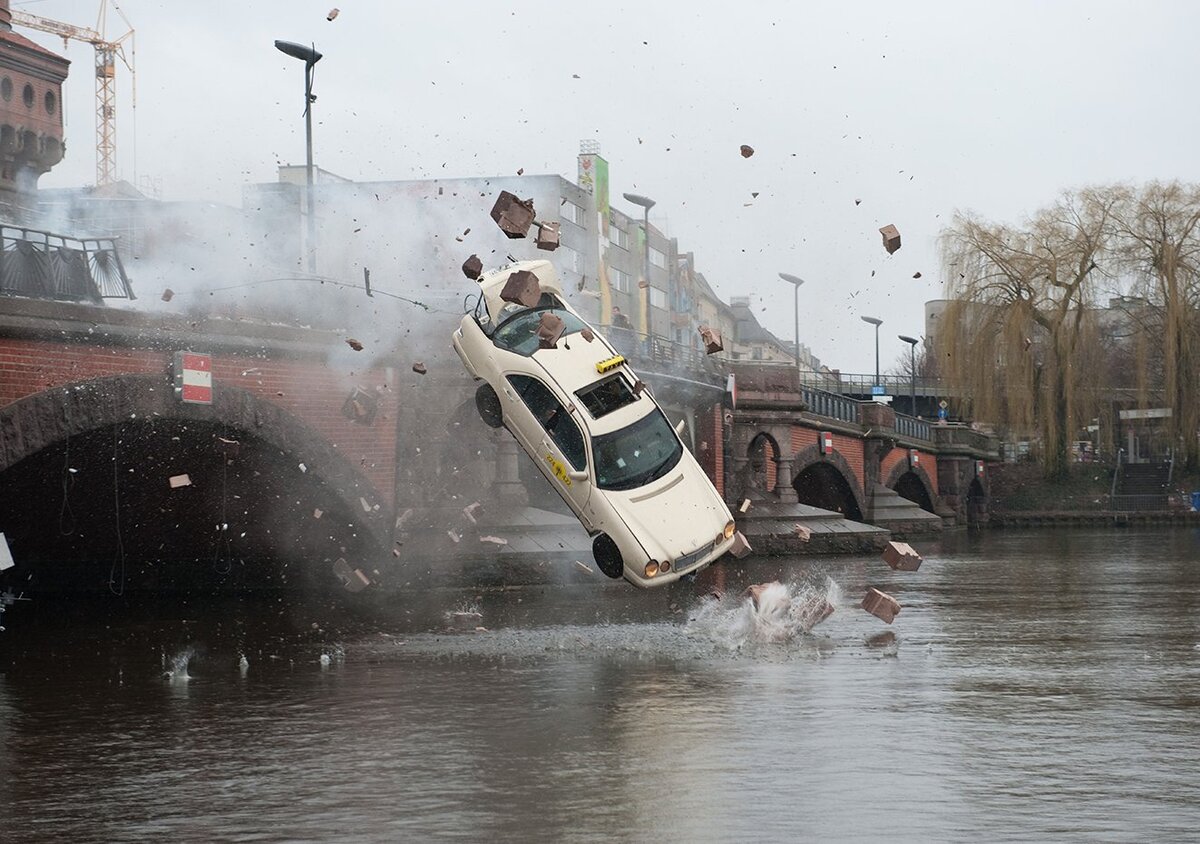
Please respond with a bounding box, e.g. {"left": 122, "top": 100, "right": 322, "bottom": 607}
{"left": 12, "top": 1, "right": 135, "bottom": 187}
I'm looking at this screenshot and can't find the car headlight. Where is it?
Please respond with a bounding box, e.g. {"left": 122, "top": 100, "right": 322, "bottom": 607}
{"left": 644, "top": 561, "right": 660, "bottom": 578}
{"left": 660, "top": 560, "right": 671, "bottom": 573}
{"left": 723, "top": 521, "right": 736, "bottom": 540}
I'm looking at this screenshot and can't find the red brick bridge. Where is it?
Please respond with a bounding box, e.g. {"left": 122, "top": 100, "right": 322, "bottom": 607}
{"left": 0, "top": 297, "right": 999, "bottom": 592}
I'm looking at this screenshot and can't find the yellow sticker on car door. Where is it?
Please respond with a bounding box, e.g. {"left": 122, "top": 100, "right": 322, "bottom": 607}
{"left": 544, "top": 452, "right": 572, "bottom": 487}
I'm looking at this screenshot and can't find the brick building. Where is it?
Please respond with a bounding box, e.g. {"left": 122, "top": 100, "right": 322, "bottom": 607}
{"left": 0, "top": 0, "right": 67, "bottom": 219}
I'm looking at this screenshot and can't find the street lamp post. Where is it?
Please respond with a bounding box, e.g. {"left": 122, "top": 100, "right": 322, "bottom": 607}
{"left": 861, "top": 315, "right": 882, "bottom": 394}
{"left": 899, "top": 334, "right": 919, "bottom": 415}
{"left": 778, "top": 273, "right": 805, "bottom": 376}
{"left": 275, "top": 40, "right": 323, "bottom": 275}
{"left": 622, "top": 192, "right": 656, "bottom": 339}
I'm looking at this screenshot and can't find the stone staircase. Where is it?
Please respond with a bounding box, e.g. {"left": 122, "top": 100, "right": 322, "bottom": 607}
{"left": 866, "top": 484, "right": 944, "bottom": 535}
{"left": 1114, "top": 462, "right": 1171, "bottom": 511}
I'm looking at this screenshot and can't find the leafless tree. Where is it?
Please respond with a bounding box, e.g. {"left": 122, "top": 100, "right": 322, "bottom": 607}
{"left": 1108, "top": 181, "right": 1200, "bottom": 469}
{"left": 939, "top": 189, "right": 1117, "bottom": 480}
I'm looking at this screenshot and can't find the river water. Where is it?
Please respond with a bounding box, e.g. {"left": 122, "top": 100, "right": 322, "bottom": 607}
{"left": 1, "top": 527, "right": 1198, "bottom": 842}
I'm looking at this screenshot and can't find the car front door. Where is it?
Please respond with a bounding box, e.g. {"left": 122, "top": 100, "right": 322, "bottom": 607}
{"left": 502, "top": 374, "right": 593, "bottom": 526}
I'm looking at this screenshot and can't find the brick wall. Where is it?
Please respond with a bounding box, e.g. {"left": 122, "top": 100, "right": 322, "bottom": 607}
{"left": 696, "top": 402, "right": 724, "bottom": 496}
{"left": 880, "top": 446, "right": 939, "bottom": 493}
{"left": 791, "top": 424, "right": 864, "bottom": 487}
{"left": 0, "top": 337, "right": 398, "bottom": 506}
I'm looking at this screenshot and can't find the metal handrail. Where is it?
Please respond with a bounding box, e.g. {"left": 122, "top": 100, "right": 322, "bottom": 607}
{"left": 894, "top": 412, "right": 932, "bottom": 442}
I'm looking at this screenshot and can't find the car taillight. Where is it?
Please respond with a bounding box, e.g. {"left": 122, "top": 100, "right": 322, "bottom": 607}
{"left": 644, "top": 561, "right": 659, "bottom": 578}
{"left": 723, "top": 521, "right": 735, "bottom": 540}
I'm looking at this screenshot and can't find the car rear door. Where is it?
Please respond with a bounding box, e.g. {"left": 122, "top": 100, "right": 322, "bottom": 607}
{"left": 502, "top": 374, "right": 593, "bottom": 525}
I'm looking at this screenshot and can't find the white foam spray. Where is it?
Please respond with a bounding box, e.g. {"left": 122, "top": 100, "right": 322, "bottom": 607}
{"left": 688, "top": 578, "right": 841, "bottom": 648}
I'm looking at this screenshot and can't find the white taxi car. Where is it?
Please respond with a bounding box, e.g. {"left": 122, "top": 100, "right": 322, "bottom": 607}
{"left": 452, "top": 259, "right": 736, "bottom": 587}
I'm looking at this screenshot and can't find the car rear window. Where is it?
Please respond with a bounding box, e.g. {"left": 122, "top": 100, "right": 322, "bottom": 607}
{"left": 576, "top": 374, "right": 639, "bottom": 419}
{"left": 491, "top": 306, "right": 588, "bottom": 356}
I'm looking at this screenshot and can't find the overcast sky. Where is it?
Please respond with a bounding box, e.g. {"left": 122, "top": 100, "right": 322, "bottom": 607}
{"left": 21, "top": 0, "right": 1200, "bottom": 373}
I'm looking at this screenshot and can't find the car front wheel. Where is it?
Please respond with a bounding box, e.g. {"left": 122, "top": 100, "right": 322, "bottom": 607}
{"left": 475, "top": 383, "right": 504, "bottom": 429}
{"left": 592, "top": 534, "right": 624, "bottom": 579}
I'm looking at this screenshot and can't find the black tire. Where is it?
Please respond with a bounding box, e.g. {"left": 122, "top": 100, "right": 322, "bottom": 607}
{"left": 592, "top": 534, "right": 624, "bottom": 579}
{"left": 475, "top": 383, "right": 504, "bottom": 429}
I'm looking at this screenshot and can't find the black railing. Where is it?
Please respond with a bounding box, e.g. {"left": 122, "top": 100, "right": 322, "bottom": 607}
{"left": 800, "top": 385, "right": 861, "bottom": 424}
{"left": 606, "top": 326, "right": 727, "bottom": 386}
{"left": 0, "top": 226, "right": 134, "bottom": 303}
{"left": 894, "top": 412, "right": 932, "bottom": 442}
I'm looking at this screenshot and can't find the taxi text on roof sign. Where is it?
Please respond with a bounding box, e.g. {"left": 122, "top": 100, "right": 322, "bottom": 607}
{"left": 174, "top": 351, "right": 212, "bottom": 405}
{"left": 595, "top": 354, "right": 625, "bottom": 374}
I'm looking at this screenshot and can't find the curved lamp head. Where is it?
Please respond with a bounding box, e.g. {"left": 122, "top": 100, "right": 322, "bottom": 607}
{"left": 275, "top": 40, "right": 322, "bottom": 66}
{"left": 898, "top": 334, "right": 919, "bottom": 346}
{"left": 860, "top": 315, "right": 882, "bottom": 327}
{"left": 778, "top": 273, "right": 805, "bottom": 287}
{"left": 622, "top": 192, "right": 656, "bottom": 211}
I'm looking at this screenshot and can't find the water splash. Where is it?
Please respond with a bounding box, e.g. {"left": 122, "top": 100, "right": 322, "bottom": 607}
{"left": 163, "top": 647, "right": 194, "bottom": 682}
{"left": 238, "top": 654, "right": 250, "bottom": 675}
{"left": 688, "top": 578, "right": 840, "bottom": 648}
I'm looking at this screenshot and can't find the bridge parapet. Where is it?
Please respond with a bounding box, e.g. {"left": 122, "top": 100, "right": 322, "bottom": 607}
{"left": 932, "top": 423, "right": 1001, "bottom": 459}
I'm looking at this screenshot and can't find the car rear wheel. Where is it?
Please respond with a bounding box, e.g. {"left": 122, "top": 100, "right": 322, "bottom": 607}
{"left": 592, "top": 534, "right": 624, "bottom": 579}
{"left": 475, "top": 383, "right": 504, "bottom": 428}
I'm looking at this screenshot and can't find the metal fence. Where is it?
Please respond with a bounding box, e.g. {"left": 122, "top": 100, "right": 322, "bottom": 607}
{"left": 894, "top": 412, "right": 932, "bottom": 442}
{"left": 800, "top": 385, "right": 862, "bottom": 424}
{"left": 0, "top": 225, "right": 134, "bottom": 302}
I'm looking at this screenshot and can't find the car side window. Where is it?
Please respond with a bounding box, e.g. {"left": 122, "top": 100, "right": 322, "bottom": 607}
{"left": 506, "top": 375, "right": 587, "bottom": 471}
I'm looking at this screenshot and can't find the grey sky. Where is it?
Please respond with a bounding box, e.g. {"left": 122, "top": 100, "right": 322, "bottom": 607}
{"left": 22, "top": 0, "right": 1200, "bottom": 373}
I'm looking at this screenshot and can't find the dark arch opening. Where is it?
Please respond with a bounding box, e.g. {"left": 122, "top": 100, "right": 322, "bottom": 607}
{"left": 792, "top": 462, "right": 863, "bottom": 521}
{"left": 967, "top": 477, "right": 987, "bottom": 526}
{"left": 894, "top": 470, "right": 935, "bottom": 513}
{"left": 747, "top": 432, "right": 780, "bottom": 494}
{"left": 0, "top": 375, "right": 393, "bottom": 594}
{"left": 0, "top": 418, "right": 378, "bottom": 594}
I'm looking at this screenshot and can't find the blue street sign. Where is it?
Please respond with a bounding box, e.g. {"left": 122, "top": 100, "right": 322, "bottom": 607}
{"left": 938, "top": 407, "right": 948, "bottom": 420}
{"left": 871, "top": 384, "right": 886, "bottom": 396}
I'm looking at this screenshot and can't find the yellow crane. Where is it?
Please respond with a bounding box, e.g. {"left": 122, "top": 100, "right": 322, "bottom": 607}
{"left": 12, "top": 1, "right": 134, "bottom": 187}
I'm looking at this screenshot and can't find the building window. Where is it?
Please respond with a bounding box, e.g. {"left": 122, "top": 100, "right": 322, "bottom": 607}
{"left": 649, "top": 247, "right": 667, "bottom": 269}
{"left": 44, "top": 91, "right": 56, "bottom": 115}
{"left": 22, "top": 84, "right": 33, "bottom": 109}
{"left": 609, "top": 226, "right": 628, "bottom": 250}
{"left": 1, "top": 78, "right": 11, "bottom": 102}
{"left": 561, "top": 199, "right": 583, "bottom": 227}
{"left": 557, "top": 244, "right": 579, "bottom": 273}
{"left": 609, "top": 268, "right": 630, "bottom": 293}
{"left": 649, "top": 287, "right": 667, "bottom": 309}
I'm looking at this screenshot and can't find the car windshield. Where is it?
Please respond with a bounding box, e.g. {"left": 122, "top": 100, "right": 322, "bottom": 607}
{"left": 592, "top": 408, "right": 683, "bottom": 491}
{"left": 490, "top": 306, "right": 588, "bottom": 356}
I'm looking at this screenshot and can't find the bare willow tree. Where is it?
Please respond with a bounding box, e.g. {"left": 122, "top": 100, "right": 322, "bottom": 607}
{"left": 1108, "top": 181, "right": 1200, "bottom": 470}
{"left": 939, "top": 189, "right": 1117, "bottom": 480}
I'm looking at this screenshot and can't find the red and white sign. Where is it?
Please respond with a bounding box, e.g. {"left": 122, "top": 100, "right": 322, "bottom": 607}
{"left": 820, "top": 431, "right": 833, "bottom": 455}
{"left": 975, "top": 460, "right": 985, "bottom": 477}
{"left": 175, "top": 351, "right": 212, "bottom": 405}
{"left": 909, "top": 448, "right": 920, "bottom": 468}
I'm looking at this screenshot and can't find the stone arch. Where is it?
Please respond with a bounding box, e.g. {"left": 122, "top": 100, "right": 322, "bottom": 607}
{"left": 747, "top": 430, "right": 780, "bottom": 494}
{"left": 790, "top": 443, "right": 866, "bottom": 522}
{"left": 884, "top": 460, "right": 938, "bottom": 513}
{"left": 967, "top": 476, "right": 988, "bottom": 526}
{"left": 0, "top": 373, "right": 393, "bottom": 552}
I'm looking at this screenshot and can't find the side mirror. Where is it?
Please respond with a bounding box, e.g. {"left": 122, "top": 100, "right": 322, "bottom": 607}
{"left": 674, "top": 419, "right": 687, "bottom": 436}
{"left": 568, "top": 469, "right": 589, "bottom": 482}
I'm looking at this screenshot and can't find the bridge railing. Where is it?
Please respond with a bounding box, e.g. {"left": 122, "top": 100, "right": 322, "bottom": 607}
{"left": 804, "top": 371, "right": 945, "bottom": 397}
{"left": 801, "top": 385, "right": 862, "bottom": 424}
{"left": 0, "top": 225, "right": 135, "bottom": 303}
{"left": 894, "top": 412, "right": 932, "bottom": 442}
{"left": 605, "top": 327, "right": 728, "bottom": 387}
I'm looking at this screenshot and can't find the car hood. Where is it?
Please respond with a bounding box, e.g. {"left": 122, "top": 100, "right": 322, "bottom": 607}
{"left": 603, "top": 454, "right": 732, "bottom": 562}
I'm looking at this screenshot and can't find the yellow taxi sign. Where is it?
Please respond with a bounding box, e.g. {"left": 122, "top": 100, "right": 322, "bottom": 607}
{"left": 596, "top": 354, "right": 626, "bottom": 374}
{"left": 544, "top": 452, "right": 572, "bottom": 487}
